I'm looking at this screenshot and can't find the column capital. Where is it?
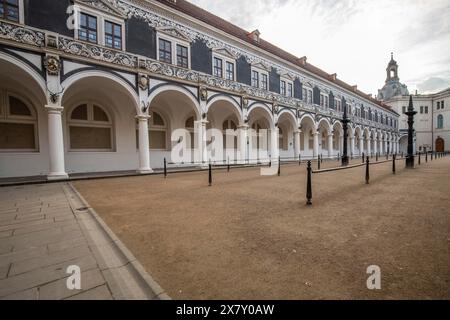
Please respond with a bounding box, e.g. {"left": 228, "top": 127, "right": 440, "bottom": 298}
{"left": 45, "top": 105, "right": 63, "bottom": 114}
{"left": 136, "top": 114, "right": 151, "bottom": 120}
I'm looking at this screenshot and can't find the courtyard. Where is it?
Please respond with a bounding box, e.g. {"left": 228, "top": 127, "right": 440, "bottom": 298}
{"left": 72, "top": 157, "right": 450, "bottom": 299}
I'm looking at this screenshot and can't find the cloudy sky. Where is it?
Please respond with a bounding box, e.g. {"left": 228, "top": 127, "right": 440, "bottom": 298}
{"left": 190, "top": 0, "right": 450, "bottom": 96}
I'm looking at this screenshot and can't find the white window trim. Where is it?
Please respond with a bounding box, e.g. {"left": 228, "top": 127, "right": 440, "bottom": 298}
{"left": 67, "top": 102, "right": 115, "bottom": 152}
{"left": 212, "top": 52, "right": 236, "bottom": 81}
{"left": 156, "top": 33, "right": 191, "bottom": 69}
{"left": 251, "top": 66, "right": 269, "bottom": 90}
{"left": 0, "top": 90, "right": 39, "bottom": 153}
{"left": 280, "top": 77, "right": 293, "bottom": 97}
{"left": 0, "top": 0, "right": 24, "bottom": 24}
{"left": 73, "top": 4, "right": 126, "bottom": 51}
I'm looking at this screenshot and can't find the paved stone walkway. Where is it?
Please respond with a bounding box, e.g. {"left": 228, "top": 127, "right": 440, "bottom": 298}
{"left": 0, "top": 182, "right": 168, "bottom": 300}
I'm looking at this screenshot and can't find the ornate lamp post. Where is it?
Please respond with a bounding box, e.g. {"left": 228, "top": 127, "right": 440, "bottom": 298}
{"left": 341, "top": 102, "right": 350, "bottom": 166}
{"left": 405, "top": 95, "right": 417, "bottom": 168}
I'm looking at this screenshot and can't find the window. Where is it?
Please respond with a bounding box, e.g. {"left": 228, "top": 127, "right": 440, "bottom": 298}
{"left": 425, "top": 106, "right": 428, "bottom": 114}
{"left": 252, "top": 70, "right": 259, "bottom": 88}
{"left": 225, "top": 61, "right": 234, "bottom": 81}
{"left": 334, "top": 99, "right": 341, "bottom": 111}
{"left": 79, "top": 13, "right": 97, "bottom": 44}
{"left": 437, "top": 101, "right": 440, "bottom": 110}
{"left": 287, "top": 83, "right": 293, "bottom": 98}
{"left": 213, "top": 57, "right": 223, "bottom": 78}
{"left": 441, "top": 100, "right": 445, "bottom": 109}
{"left": 306, "top": 89, "right": 312, "bottom": 104}
{"left": 158, "top": 38, "right": 172, "bottom": 64}
{"left": 420, "top": 106, "right": 424, "bottom": 114}
{"left": 0, "top": 93, "right": 37, "bottom": 151}
{"left": 261, "top": 73, "right": 268, "bottom": 90}
{"left": 280, "top": 80, "right": 286, "bottom": 96}
{"left": 1, "top": 0, "right": 19, "bottom": 22}
{"left": 302, "top": 88, "right": 307, "bottom": 102}
{"left": 437, "top": 115, "right": 444, "bottom": 129}
{"left": 402, "top": 106, "right": 406, "bottom": 114}
{"left": 136, "top": 111, "right": 167, "bottom": 150}
{"left": 176, "top": 44, "right": 188, "bottom": 68}
{"left": 105, "top": 21, "right": 122, "bottom": 49}
{"left": 68, "top": 103, "right": 113, "bottom": 151}
{"left": 320, "top": 94, "right": 328, "bottom": 108}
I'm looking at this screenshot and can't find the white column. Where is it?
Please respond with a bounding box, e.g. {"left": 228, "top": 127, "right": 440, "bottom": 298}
{"left": 46, "top": 105, "right": 68, "bottom": 180}
{"left": 195, "top": 119, "right": 208, "bottom": 164}
{"left": 384, "top": 139, "right": 388, "bottom": 155}
{"left": 137, "top": 115, "right": 152, "bottom": 173}
{"left": 238, "top": 124, "right": 248, "bottom": 163}
{"left": 294, "top": 130, "right": 301, "bottom": 159}
{"left": 367, "top": 137, "right": 371, "bottom": 155}
{"left": 373, "top": 138, "right": 378, "bottom": 154}
{"left": 327, "top": 133, "right": 333, "bottom": 158}
{"left": 270, "top": 126, "right": 279, "bottom": 160}
{"left": 350, "top": 136, "right": 355, "bottom": 156}
{"left": 313, "top": 131, "right": 319, "bottom": 158}
{"left": 359, "top": 138, "right": 364, "bottom": 156}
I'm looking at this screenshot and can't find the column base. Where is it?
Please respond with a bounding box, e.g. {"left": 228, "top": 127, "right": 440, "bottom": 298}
{"left": 47, "top": 172, "right": 69, "bottom": 181}
{"left": 137, "top": 168, "right": 154, "bottom": 174}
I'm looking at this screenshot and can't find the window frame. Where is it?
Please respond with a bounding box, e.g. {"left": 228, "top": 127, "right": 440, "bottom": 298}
{"left": 212, "top": 52, "right": 235, "bottom": 81}
{"left": 250, "top": 67, "right": 269, "bottom": 90}
{"left": 73, "top": 5, "right": 126, "bottom": 50}
{"left": 156, "top": 33, "right": 191, "bottom": 68}
{"left": 0, "top": 90, "right": 39, "bottom": 153}
{"left": 213, "top": 56, "right": 223, "bottom": 78}
{"left": 158, "top": 38, "right": 172, "bottom": 64}
{"left": 67, "top": 102, "right": 114, "bottom": 152}
{"left": 176, "top": 43, "right": 189, "bottom": 69}
{"left": 437, "top": 114, "right": 444, "bottom": 129}
{"left": 104, "top": 20, "right": 123, "bottom": 50}
{"left": 0, "top": 0, "right": 24, "bottom": 24}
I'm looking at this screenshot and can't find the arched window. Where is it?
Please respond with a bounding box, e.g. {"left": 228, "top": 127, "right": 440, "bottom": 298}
{"left": 437, "top": 115, "right": 444, "bottom": 129}
{"left": 0, "top": 92, "right": 38, "bottom": 151}
{"left": 68, "top": 103, "right": 113, "bottom": 151}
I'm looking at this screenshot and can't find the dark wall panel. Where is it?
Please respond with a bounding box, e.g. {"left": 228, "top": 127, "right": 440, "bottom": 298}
{"left": 269, "top": 67, "right": 280, "bottom": 94}
{"left": 126, "top": 17, "right": 156, "bottom": 59}
{"left": 25, "top": 0, "right": 72, "bottom": 37}
{"left": 329, "top": 92, "right": 335, "bottom": 109}
{"left": 313, "top": 86, "right": 320, "bottom": 105}
{"left": 294, "top": 78, "right": 302, "bottom": 99}
{"left": 191, "top": 40, "right": 211, "bottom": 74}
{"left": 236, "top": 56, "right": 251, "bottom": 85}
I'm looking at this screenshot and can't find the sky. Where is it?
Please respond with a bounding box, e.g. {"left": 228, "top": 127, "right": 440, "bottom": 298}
{"left": 189, "top": 0, "right": 450, "bottom": 96}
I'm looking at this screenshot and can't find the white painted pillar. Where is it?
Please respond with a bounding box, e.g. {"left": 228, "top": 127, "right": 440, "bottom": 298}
{"left": 373, "top": 137, "right": 378, "bottom": 155}
{"left": 238, "top": 124, "right": 248, "bottom": 163}
{"left": 384, "top": 139, "right": 388, "bottom": 155}
{"left": 294, "top": 130, "right": 301, "bottom": 159}
{"left": 350, "top": 136, "right": 355, "bottom": 156}
{"left": 46, "top": 105, "right": 68, "bottom": 180}
{"left": 327, "top": 133, "right": 333, "bottom": 158}
{"left": 367, "top": 138, "right": 371, "bottom": 155}
{"left": 137, "top": 115, "right": 152, "bottom": 173}
{"left": 359, "top": 138, "right": 364, "bottom": 155}
{"left": 270, "top": 126, "right": 279, "bottom": 160}
{"left": 313, "top": 131, "right": 319, "bottom": 158}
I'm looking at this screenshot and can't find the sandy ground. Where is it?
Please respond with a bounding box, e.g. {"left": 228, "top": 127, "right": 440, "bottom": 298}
{"left": 73, "top": 157, "right": 450, "bottom": 299}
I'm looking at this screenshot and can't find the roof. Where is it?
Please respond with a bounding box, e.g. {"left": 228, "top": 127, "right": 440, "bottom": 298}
{"left": 154, "top": 0, "right": 395, "bottom": 113}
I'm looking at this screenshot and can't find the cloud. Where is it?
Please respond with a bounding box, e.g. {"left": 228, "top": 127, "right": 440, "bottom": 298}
{"left": 416, "top": 77, "right": 450, "bottom": 94}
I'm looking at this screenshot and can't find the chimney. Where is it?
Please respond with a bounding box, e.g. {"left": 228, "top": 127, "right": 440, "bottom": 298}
{"left": 297, "top": 56, "right": 307, "bottom": 66}
{"left": 330, "top": 73, "right": 337, "bottom": 81}
{"left": 352, "top": 85, "right": 357, "bottom": 92}
{"left": 248, "top": 29, "right": 261, "bottom": 43}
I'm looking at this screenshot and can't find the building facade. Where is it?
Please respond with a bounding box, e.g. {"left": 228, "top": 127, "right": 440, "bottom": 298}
{"left": 378, "top": 55, "right": 449, "bottom": 153}
{"left": 0, "top": 0, "right": 400, "bottom": 179}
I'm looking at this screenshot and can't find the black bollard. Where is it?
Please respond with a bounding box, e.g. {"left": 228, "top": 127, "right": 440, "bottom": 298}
{"left": 431, "top": 152, "right": 433, "bottom": 161}
{"left": 425, "top": 151, "right": 428, "bottom": 163}
{"left": 321, "top": 154, "right": 323, "bottom": 164}
{"left": 299, "top": 154, "right": 301, "bottom": 166}
{"left": 376, "top": 152, "right": 378, "bottom": 162}
{"left": 208, "top": 163, "right": 212, "bottom": 186}
{"left": 386, "top": 152, "right": 388, "bottom": 160}
{"left": 418, "top": 152, "right": 421, "bottom": 165}
{"left": 164, "top": 158, "right": 167, "bottom": 178}
{"left": 362, "top": 152, "right": 365, "bottom": 164}
{"left": 278, "top": 156, "right": 281, "bottom": 176}
{"left": 227, "top": 156, "right": 230, "bottom": 172}
{"left": 306, "top": 160, "right": 312, "bottom": 205}
{"left": 392, "top": 154, "right": 396, "bottom": 174}
{"left": 365, "top": 156, "right": 370, "bottom": 184}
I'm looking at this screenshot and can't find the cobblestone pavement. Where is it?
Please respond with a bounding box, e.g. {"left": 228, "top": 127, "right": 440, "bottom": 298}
{"left": 0, "top": 182, "right": 168, "bottom": 300}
